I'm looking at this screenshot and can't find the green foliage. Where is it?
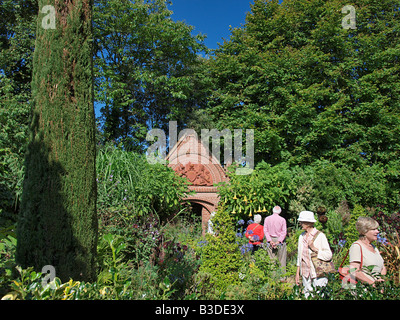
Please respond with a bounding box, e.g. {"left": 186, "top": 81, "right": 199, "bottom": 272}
{"left": 97, "top": 233, "right": 126, "bottom": 288}
{"left": 198, "top": 206, "right": 242, "bottom": 294}
{"left": 97, "top": 145, "right": 190, "bottom": 223}
{"left": 286, "top": 227, "right": 304, "bottom": 260}
{"left": 228, "top": 224, "right": 295, "bottom": 300}
{"left": 218, "top": 161, "right": 296, "bottom": 220}
{"left": 0, "top": 231, "right": 17, "bottom": 296}
{"left": 0, "top": 0, "right": 36, "bottom": 222}
{"left": 344, "top": 204, "right": 366, "bottom": 248}
{"left": 96, "top": 146, "right": 194, "bottom": 292}
{"left": 2, "top": 257, "right": 166, "bottom": 300}
{"left": 17, "top": 0, "right": 98, "bottom": 282}
{"left": 289, "top": 161, "right": 393, "bottom": 212}
{"left": 219, "top": 158, "right": 395, "bottom": 224}
{"left": 2, "top": 0, "right": 400, "bottom": 301}
{"left": 324, "top": 209, "right": 345, "bottom": 248}
{"left": 3, "top": 206, "right": 400, "bottom": 300}
{"left": 93, "top": 0, "right": 210, "bottom": 150}
{"left": 207, "top": 0, "right": 400, "bottom": 169}
{"left": 283, "top": 272, "right": 400, "bottom": 300}
{"left": 205, "top": 0, "right": 400, "bottom": 215}
{"left": 2, "top": 265, "right": 99, "bottom": 300}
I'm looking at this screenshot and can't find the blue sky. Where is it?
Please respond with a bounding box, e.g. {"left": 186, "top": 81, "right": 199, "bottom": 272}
{"left": 168, "top": 0, "right": 254, "bottom": 50}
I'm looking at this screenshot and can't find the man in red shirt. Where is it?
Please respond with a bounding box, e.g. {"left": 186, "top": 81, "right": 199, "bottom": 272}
{"left": 264, "top": 206, "right": 287, "bottom": 271}
{"left": 245, "top": 214, "right": 264, "bottom": 253}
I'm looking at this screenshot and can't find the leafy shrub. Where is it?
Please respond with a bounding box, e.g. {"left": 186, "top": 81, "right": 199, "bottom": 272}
{"left": 218, "top": 161, "right": 296, "bottom": 221}
{"left": 371, "top": 206, "right": 400, "bottom": 284}
{"left": 97, "top": 146, "right": 189, "bottom": 223}
{"left": 157, "top": 240, "right": 200, "bottom": 299}
{"left": 197, "top": 206, "right": 242, "bottom": 294}
{"left": 343, "top": 204, "right": 366, "bottom": 248}
{"left": 218, "top": 159, "right": 397, "bottom": 227}
{"left": 96, "top": 146, "right": 196, "bottom": 288}
{"left": 227, "top": 243, "right": 294, "bottom": 300}
{"left": 0, "top": 230, "right": 17, "bottom": 296}
{"left": 378, "top": 231, "right": 400, "bottom": 285}
{"left": 125, "top": 214, "right": 165, "bottom": 267}
{"left": 372, "top": 206, "right": 400, "bottom": 236}
{"left": 286, "top": 227, "right": 303, "bottom": 261}
{"left": 324, "top": 209, "right": 345, "bottom": 251}
{"left": 2, "top": 262, "right": 170, "bottom": 300}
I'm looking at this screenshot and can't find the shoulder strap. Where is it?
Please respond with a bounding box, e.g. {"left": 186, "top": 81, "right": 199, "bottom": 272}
{"left": 357, "top": 242, "right": 363, "bottom": 268}
{"left": 247, "top": 223, "right": 260, "bottom": 234}
{"left": 311, "top": 230, "right": 321, "bottom": 242}
{"left": 340, "top": 242, "right": 363, "bottom": 268}
{"left": 252, "top": 223, "right": 263, "bottom": 232}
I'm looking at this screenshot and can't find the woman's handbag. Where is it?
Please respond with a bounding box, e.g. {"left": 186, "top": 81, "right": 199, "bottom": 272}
{"left": 338, "top": 242, "right": 363, "bottom": 284}
{"left": 310, "top": 231, "right": 337, "bottom": 278}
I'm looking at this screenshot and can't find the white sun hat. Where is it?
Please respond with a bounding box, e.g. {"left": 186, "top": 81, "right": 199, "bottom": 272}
{"left": 298, "top": 211, "right": 316, "bottom": 223}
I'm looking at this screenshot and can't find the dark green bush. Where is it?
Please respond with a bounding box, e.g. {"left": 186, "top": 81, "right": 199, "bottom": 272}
{"left": 197, "top": 206, "right": 242, "bottom": 295}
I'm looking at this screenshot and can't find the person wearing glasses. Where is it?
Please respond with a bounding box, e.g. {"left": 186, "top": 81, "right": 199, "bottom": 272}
{"left": 349, "top": 217, "right": 386, "bottom": 286}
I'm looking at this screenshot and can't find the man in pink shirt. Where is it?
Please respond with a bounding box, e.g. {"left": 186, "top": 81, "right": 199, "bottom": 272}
{"left": 264, "top": 205, "right": 287, "bottom": 272}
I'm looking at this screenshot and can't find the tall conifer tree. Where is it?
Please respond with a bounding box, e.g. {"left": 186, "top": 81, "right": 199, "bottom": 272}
{"left": 16, "top": 0, "right": 98, "bottom": 281}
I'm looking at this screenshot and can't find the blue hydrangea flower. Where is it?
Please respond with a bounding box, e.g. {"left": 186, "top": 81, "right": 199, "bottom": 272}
{"left": 197, "top": 240, "right": 208, "bottom": 247}
{"left": 239, "top": 243, "right": 253, "bottom": 255}
{"left": 338, "top": 239, "right": 346, "bottom": 248}
{"left": 377, "top": 234, "right": 388, "bottom": 245}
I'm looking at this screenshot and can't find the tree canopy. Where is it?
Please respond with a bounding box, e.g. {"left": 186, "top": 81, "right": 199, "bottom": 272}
{"left": 1, "top": 0, "right": 400, "bottom": 221}
{"left": 94, "top": 0, "right": 211, "bottom": 151}
{"left": 206, "top": 0, "right": 400, "bottom": 169}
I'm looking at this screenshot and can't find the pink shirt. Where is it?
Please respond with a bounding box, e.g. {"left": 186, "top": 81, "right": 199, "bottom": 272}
{"left": 263, "top": 213, "right": 287, "bottom": 243}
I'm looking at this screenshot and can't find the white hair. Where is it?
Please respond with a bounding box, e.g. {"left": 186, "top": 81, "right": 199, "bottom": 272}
{"left": 273, "top": 206, "right": 282, "bottom": 214}
{"left": 254, "top": 214, "right": 262, "bottom": 224}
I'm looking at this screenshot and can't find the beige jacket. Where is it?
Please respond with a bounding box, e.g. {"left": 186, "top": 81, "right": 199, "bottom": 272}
{"left": 296, "top": 229, "right": 333, "bottom": 278}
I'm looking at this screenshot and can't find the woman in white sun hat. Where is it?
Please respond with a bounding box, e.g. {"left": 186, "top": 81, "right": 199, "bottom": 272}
{"left": 295, "top": 211, "right": 333, "bottom": 298}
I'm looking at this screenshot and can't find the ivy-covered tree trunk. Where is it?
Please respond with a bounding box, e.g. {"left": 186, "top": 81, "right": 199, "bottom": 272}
{"left": 16, "top": 0, "right": 98, "bottom": 282}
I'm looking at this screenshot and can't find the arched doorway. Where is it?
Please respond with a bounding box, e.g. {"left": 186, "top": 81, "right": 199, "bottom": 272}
{"left": 190, "top": 202, "right": 203, "bottom": 218}
{"left": 187, "top": 199, "right": 216, "bottom": 235}
{"left": 165, "top": 132, "right": 229, "bottom": 235}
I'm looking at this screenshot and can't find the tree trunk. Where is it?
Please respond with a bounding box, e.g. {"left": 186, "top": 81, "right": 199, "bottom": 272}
{"left": 17, "top": 0, "right": 98, "bottom": 282}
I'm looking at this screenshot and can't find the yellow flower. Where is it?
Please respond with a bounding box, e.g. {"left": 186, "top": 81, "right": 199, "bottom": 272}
{"left": 99, "top": 287, "right": 108, "bottom": 296}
